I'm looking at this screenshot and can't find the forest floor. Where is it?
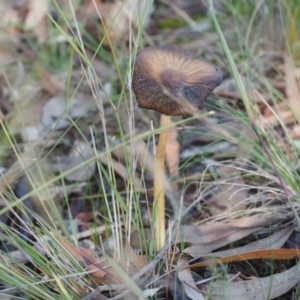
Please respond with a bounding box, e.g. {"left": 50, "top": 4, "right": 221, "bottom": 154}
{"left": 0, "top": 0, "right": 300, "bottom": 299}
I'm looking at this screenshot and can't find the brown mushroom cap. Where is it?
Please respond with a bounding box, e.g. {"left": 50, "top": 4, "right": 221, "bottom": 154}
{"left": 132, "top": 44, "right": 222, "bottom": 116}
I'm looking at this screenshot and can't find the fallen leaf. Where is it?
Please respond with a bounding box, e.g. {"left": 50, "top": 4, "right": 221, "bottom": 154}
{"left": 209, "top": 264, "right": 300, "bottom": 300}
{"left": 0, "top": 2, "right": 21, "bottom": 34}
{"left": 259, "top": 54, "right": 300, "bottom": 129}
{"left": 0, "top": 33, "right": 19, "bottom": 65}
{"left": 8, "top": 75, "right": 45, "bottom": 134}
{"left": 186, "top": 248, "right": 300, "bottom": 269}
{"left": 49, "top": 140, "right": 96, "bottom": 182}
{"left": 205, "top": 114, "right": 256, "bottom": 159}
{"left": 214, "top": 77, "right": 263, "bottom": 104}
{"left": 178, "top": 256, "right": 205, "bottom": 300}
{"left": 183, "top": 213, "right": 283, "bottom": 257}
{"left": 99, "top": 0, "right": 152, "bottom": 42}
{"left": 96, "top": 243, "right": 150, "bottom": 286}
{"left": 24, "top": 0, "right": 48, "bottom": 42}
{"left": 129, "top": 228, "right": 152, "bottom": 249}
{"left": 100, "top": 155, "right": 143, "bottom": 191}
{"left": 207, "top": 225, "right": 294, "bottom": 258}
{"left": 58, "top": 237, "right": 107, "bottom": 279}
{"left": 122, "top": 242, "right": 148, "bottom": 273}
{"left": 35, "top": 64, "right": 65, "bottom": 95}
{"left": 205, "top": 163, "right": 248, "bottom": 215}
{"left": 168, "top": 273, "right": 189, "bottom": 300}
{"left": 40, "top": 95, "right": 96, "bottom": 130}
{"left": 24, "top": 0, "right": 47, "bottom": 29}
{"left": 260, "top": 100, "right": 293, "bottom": 128}
{"left": 284, "top": 54, "right": 300, "bottom": 123}
{"left": 140, "top": 287, "right": 162, "bottom": 299}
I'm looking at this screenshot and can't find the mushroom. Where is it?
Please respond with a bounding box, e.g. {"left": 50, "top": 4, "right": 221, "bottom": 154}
{"left": 132, "top": 44, "right": 222, "bottom": 250}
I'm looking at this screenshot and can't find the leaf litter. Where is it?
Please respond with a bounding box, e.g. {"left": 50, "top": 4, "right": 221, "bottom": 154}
{"left": 208, "top": 264, "right": 300, "bottom": 300}
{"left": 0, "top": 1, "right": 299, "bottom": 300}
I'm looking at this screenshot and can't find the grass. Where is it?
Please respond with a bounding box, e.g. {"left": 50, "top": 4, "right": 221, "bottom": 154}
{"left": 209, "top": 0, "right": 300, "bottom": 228}
{"left": 0, "top": 0, "right": 299, "bottom": 299}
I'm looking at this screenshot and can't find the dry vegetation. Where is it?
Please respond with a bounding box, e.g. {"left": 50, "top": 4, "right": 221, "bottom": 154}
{"left": 0, "top": 0, "right": 300, "bottom": 299}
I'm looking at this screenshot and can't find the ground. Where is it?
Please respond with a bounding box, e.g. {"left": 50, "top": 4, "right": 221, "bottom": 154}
{"left": 0, "top": 0, "right": 299, "bottom": 299}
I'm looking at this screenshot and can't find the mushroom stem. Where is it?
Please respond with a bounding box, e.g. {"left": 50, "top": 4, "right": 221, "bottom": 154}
{"left": 154, "top": 113, "right": 170, "bottom": 250}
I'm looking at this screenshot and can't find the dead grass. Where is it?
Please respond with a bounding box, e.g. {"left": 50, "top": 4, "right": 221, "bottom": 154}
{"left": 0, "top": 0, "right": 299, "bottom": 299}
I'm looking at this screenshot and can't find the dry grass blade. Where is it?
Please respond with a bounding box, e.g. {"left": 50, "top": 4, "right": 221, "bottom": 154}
{"left": 1, "top": 0, "right": 300, "bottom": 299}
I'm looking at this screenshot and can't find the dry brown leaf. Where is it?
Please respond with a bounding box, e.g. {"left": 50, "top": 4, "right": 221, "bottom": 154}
{"left": 260, "top": 102, "right": 293, "bottom": 127}
{"left": 261, "top": 55, "right": 300, "bottom": 127}
{"left": 49, "top": 140, "right": 96, "bottom": 182}
{"left": 183, "top": 213, "right": 281, "bottom": 257}
{"left": 284, "top": 54, "right": 300, "bottom": 123}
{"left": 59, "top": 238, "right": 95, "bottom": 261}
{"left": 0, "top": 3, "right": 21, "bottom": 33}
{"left": 214, "top": 77, "right": 263, "bottom": 103}
{"left": 24, "top": 0, "right": 47, "bottom": 29}
{"left": 206, "top": 163, "right": 248, "bottom": 215}
{"left": 165, "top": 125, "right": 180, "bottom": 177}
{"left": 86, "top": 264, "right": 110, "bottom": 280}
{"left": 35, "top": 64, "right": 65, "bottom": 95}
{"left": 177, "top": 256, "right": 205, "bottom": 300}
{"left": 207, "top": 225, "right": 294, "bottom": 258}
{"left": 192, "top": 213, "right": 277, "bottom": 244}
{"left": 40, "top": 94, "right": 96, "bottom": 131}
{"left": 0, "top": 33, "right": 19, "bottom": 65}
{"left": 8, "top": 76, "right": 45, "bottom": 134}
{"left": 187, "top": 248, "right": 300, "bottom": 269}
{"left": 121, "top": 243, "right": 148, "bottom": 274}
{"left": 198, "top": 118, "right": 256, "bottom": 159}
{"left": 58, "top": 238, "right": 107, "bottom": 279}
{"left": 100, "top": 0, "right": 152, "bottom": 41}
{"left": 183, "top": 226, "right": 263, "bottom": 258}
{"left": 209, "top": 264, "right": 300, "bottom": 300}
{"left": 129, "top": 228, "right": 152, "bottom": 249}
{"left": 24, "top": 0, "right": 48, "bottom": 42}
{"left": 96, "top": 243, "right": 150, "bottom": 286}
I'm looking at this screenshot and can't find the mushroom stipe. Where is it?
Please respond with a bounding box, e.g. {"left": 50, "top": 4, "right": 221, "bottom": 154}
{"left": 132, "top": 44, "right": 222, "bottom": 250}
